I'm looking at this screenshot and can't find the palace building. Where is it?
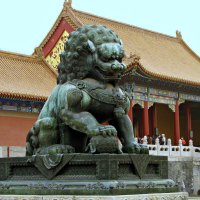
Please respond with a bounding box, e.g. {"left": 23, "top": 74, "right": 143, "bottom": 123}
{"left": 0, "top": 0, "right": 200, "bottom": 147}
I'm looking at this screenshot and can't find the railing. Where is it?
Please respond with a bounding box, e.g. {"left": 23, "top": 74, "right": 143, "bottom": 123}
{"left": 148, "top": 144, "right": 200, "bottom": 157}
{"left": 137, "top": 137, "right": 200, "bottom": 158}
{"left": 0, "top": 146, "right": 26, "bottom": 158}
{"left": 0, "top": 139, "right": 200, "bottom": 158}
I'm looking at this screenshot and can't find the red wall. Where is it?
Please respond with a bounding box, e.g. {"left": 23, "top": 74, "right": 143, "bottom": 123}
{"left": 0, "top": 111, "right": 38, "bottom": 146}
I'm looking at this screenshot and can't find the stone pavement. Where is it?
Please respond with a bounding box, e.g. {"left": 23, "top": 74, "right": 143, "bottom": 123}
{"left": 0, "top": 192, "right": 189, "bottom": 200}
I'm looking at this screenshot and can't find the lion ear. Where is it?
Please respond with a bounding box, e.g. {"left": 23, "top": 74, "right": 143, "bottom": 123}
{"left": 87, "top": 40, "right": 96, "bottom": 53}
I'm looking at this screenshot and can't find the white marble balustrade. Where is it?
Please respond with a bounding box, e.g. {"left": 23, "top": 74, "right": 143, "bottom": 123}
{"left": 0, "top": 146, "right": 26, "bottom": 158}
{"left": 147, "top": 139, "right": 200, "bottom": 158}
{"left": 0, "top": 140, "right": 200, "bottom": 158}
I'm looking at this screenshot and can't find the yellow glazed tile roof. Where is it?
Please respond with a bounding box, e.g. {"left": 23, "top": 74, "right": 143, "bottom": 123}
{"left": 72, "top": 8, "right": 200, "bottom": 86}
{"left": 2, "top": 2, "right": 200, "bottom": 102}
{"left": 0, "top": 51, "right": 57, "bottom": 100}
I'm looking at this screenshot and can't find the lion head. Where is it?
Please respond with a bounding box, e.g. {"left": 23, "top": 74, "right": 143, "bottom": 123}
{"left": 57, "top": 25, "right": 126, "bottom": 84}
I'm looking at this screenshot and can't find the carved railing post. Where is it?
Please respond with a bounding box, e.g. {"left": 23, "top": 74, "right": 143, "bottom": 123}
{"left": 143, "top": 136, "right": 147, "bottom": 145}
{"left": 155, "top": 137, "right": 159, "bottom": 145}
{"left": 189, "top": 139, "right": 193, "bottom": 147}
{"left": 167, "top": 138, "right": 171, "bottom": 146}
{"left": 167, "top": 138, "right": 172, "bottom": 156}
{"left": 179, "top": 139, "right": 182, "bottom": 146}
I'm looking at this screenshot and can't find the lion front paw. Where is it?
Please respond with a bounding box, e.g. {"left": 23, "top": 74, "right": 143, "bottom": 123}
{"left": 122, "top": 142, "right": 140, "bottom": 154}
{"left": 139, "top": 144, "right": 149, "bottom": 154}
{"left": 89, "top": 125, "right": 117, "bottom": 137}
{"left": 122, "top": 142, "right": 149, "bottom": 154}
{"left": 98, "top": 125, "right": 117, "bottom": 137}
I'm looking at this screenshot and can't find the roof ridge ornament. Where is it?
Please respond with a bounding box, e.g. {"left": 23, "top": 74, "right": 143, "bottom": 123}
{"left": 64, "top": 0, "right": 72, "bottom": 9}
{"left": 128, "top": 52, "right": 141, "bottom": 65}
{"left": 33, "top": 47, "right": 43, "bottom": 58}
{"left": 176, "top": 30, "right": 182, "bottom": 40}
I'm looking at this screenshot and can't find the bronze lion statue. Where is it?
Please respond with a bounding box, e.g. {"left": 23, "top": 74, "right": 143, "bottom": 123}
{"left": 26, "top": 25, "right": 148, "bottom": 155}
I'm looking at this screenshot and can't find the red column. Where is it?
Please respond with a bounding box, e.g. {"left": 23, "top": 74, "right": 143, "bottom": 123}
{"left": 128, "top": 99, "right": 133, "bottom": 124}
{"left": 174, "top": 100, "right": 180, "bottom": 145}
{"left": 152, "top": 103, "right": 157, "bottom": 134}
{"left": 143, "top": 101, "right": 149, "bottom": 136}
{"left": 185, "top": 101, "right": 191, "bottom": 144}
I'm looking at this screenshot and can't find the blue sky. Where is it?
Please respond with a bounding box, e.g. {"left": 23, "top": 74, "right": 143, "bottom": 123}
{"left": 0, "top": 0, "right": 199, "bottom": 56}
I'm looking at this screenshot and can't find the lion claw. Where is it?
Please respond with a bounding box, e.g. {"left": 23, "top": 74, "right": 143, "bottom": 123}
{"left": 98, "top": 125, "right": 117, "bottom": 137}
{"left": 123, "top": 142, "right": 149, "bottom": 154}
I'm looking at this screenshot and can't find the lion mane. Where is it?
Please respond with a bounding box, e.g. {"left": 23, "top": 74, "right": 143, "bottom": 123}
{"left": 57, "top": 24, "right": 123, "bottom": 84}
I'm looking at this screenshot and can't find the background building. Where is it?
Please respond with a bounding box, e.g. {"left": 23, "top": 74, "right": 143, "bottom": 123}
{"left": 0, "top": 0, "right": 200, "bottom": 146}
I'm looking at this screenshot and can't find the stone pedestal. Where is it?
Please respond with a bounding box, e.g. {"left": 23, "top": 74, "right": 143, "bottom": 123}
{"left": 0, "top": 154, "right": 178, "bottom": 195}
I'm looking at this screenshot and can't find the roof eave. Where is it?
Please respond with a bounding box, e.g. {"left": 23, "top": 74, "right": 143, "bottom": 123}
{"left": 125, "top": 59, "right": 200, "bottom": 88}
{"left": 0, "top": 91, "right": 47, "bottom": 102}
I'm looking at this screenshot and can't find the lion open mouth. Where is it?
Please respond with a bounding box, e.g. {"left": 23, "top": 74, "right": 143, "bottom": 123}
{"left": 94, "top": 65, "right": 121, "bottom": 80}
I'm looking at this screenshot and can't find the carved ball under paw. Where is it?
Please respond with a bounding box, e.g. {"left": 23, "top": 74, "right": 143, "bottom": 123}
{"left": 86, "top": 135, "right": 123, "bottom": 154}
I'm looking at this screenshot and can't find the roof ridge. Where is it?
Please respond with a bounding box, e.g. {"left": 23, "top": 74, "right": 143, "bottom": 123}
{"left": 65, "top": 7, "right": 83, "bottom": 28}
{"left": 0, "top": 50, "right": 38, "bottom": 61}
{"left": 35, "top": 4, "right": 83, "bottom": 55}
{"left": 73, "top": 8, "right": 178, "bottom": 42}
{"left": 35, "top": 10, "right": 63, "bottom": 52}
{"left": 179, "top": 38, "right": 200, "bottom": 63}
{"left": 33, "top": 46, "right": 58, "bottom": 76}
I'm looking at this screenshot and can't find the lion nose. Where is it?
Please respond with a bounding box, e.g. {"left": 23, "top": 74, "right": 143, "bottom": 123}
{"left": 111, "top": 63, "right": 126, "bottom": 72}
{"left": 121, "top": 63, "right": 127, "bottom": 70}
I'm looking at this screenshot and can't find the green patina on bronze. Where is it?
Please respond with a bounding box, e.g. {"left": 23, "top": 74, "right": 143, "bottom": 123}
{"left": 0, "top": 25, "right": 179, "bottom": 196}
{"left": 26, "top": 25, "right": 148, "bottom": 156}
